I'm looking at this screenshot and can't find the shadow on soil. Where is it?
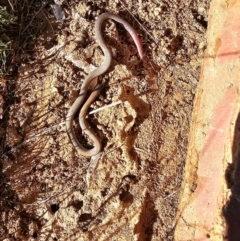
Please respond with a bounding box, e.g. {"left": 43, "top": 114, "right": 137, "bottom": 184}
{"left": 0, "top": 136, "right": 42, "bottom": 239}
{"left": 223, "top": 111, "right": 240, "bottom": 241}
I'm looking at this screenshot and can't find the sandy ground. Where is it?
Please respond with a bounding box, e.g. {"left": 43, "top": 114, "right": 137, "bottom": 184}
{"left": 0, "top": 0, "right": 210, "bottom": 240}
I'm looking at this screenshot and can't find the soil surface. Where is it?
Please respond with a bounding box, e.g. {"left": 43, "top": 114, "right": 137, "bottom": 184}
{"left": 0, "top": 0, "right": 210, "bottom": 240}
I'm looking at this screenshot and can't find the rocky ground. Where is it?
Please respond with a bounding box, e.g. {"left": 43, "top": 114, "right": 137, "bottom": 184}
{"left": 0, "top": 0, "right": 210, "bottom": 240}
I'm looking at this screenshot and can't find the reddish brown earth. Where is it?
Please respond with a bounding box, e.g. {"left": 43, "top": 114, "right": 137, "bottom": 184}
{"left": 174, "top": 0, "right": 240, "bottom": 240}
{"left": 0, "top": 0, "right": 221, "bottom": 240}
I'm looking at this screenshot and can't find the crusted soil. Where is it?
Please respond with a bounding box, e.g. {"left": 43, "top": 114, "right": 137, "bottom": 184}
{"left": 0, "top": 0, "right": 210, "bottom": 240}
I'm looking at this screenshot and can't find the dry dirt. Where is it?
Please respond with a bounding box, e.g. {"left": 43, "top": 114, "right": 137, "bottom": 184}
{"left": 0, "top": 0, "right": 210, "bottom": 240}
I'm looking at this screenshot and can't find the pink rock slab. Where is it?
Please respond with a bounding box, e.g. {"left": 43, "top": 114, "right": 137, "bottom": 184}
{"left": 174, "top": 0, "right": 240, "bottom": 240}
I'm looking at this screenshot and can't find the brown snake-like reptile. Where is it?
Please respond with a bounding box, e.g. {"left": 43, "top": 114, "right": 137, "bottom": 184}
{"left": 66, "top": 13, "right": 143, "bottom": 157}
